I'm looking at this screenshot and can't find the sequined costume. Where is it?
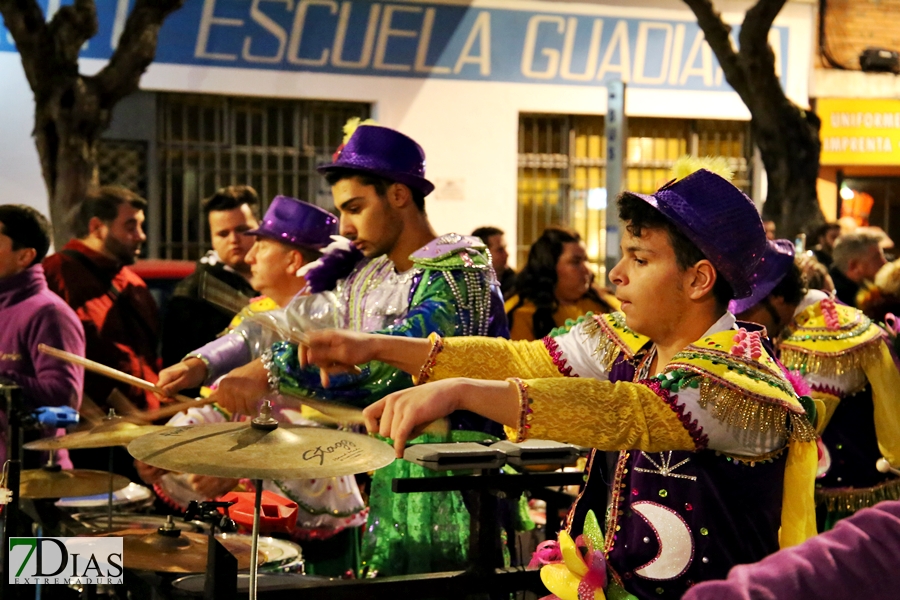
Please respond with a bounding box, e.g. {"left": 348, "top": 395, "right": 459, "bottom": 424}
{"left": 156, "top": 295, "right": 369, "bottom": 543}
{"left": 267, "top": 233, "right": 509, "bottom": 577}
{"left": 416, "top": 311, "right": 818, "bottom": 600}
{"left": 779, "top": 289, "right": 900, "bottom": 528}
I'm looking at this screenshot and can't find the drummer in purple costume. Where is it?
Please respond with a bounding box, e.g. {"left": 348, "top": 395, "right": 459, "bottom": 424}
{"left": 294, "top": 161, "right": 821, "bottom": 599}
{"left": 174, "top": 125, "right": 510, "bottom": 577}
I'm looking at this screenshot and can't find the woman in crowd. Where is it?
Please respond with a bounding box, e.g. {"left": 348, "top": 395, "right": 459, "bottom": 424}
{"left": 505, "top": 227, "right": 616, "bottom": 341}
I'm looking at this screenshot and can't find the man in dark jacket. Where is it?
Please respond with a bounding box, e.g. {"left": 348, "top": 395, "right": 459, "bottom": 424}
{"left": 829, "top": 231, "right": 886, "bottom": 307}
{"left": 160, "top": 186, "right": 259, "bottom": 369}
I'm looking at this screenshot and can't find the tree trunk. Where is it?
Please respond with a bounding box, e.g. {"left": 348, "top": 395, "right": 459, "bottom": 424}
{"left": 755, "top": 107, "right": 824, "bottom": 241}
{"left": 34, "top": 76, "right": 110, "bottom": 248}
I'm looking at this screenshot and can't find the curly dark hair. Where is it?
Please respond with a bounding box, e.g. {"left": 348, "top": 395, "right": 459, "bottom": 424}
{"left": 509, "top": 227, "right": 610, "bottom": 339}
{"left": 617, "top": 193, "right": 735, "bottom": 308}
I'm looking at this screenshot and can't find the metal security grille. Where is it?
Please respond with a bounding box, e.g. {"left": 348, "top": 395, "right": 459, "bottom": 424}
{"left": 517, "top": 115, "right": 752, "bottom": 272}
{"left": 156, "top": 93, "right": 370, "bottom": 260}
{"left": 97, "top": 140, "right": 149, "bottom": 199}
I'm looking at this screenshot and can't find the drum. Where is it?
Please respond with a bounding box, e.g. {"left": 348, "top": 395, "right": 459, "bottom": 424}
{"left": 56, "top": 482, "right": 154, "bottom": 513}
{"left": 217, "top": 533, "right": 305, "bottom": 574}
{"left": 171, "top": 573, "right": 331, "bottom": 594}
{"left": 74, "top": 513, "right": 209, "bottom": 534}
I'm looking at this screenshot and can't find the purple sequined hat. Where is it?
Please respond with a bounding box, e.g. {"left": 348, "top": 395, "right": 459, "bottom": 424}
{"left": 626, "top": 169, "right": 766, "bottom": 298}
{"left": 728, "top": 239, "right": 796, "bottom": 315}
{"left": 317, "top": 125, "right": 435, "bottom": 196}
{"left": 245, "top": 196, "right": 338, "bottom": 249}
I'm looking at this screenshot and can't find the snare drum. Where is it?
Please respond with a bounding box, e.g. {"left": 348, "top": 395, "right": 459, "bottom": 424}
{"left": 56, "top": 482, "right": 154, "bottom": 513}
{"left": 171, "top": 573, "right": 330, "bottom": 594}
{"left": 216, "top": 534, "right": 304, "bottom": 574}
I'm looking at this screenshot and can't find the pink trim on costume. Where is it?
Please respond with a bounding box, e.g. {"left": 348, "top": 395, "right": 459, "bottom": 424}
{"left": 153, "top": 482, "right": 187, "bottom": 513}
{"left": 543, "top": 336, "right": 578, "bottom": 377}
{"left": 642, "top": 378, "right": 709, "bottom": 450}
{"left": 810, "top": 382, "right": 845, "bottom": 398}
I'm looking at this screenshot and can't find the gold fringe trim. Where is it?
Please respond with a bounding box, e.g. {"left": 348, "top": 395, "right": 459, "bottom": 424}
{"left": 716, "top": 445, "right": 788, "bottom": 466}
{"left": 583, "top": 317, "right": 626, "bottom": 371}
{"left": 781, "top": 339, "right": 883, "bottom": 378}
{"left": 816, "top": 477, "right": 900, "bottom": 513}
{"left": 699, "top": 381, "right": 816, "bottom": 442}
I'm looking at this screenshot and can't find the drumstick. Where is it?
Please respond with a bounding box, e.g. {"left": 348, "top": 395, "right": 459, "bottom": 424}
{"left": 38, "top": 344, "right": 195, "bottom": 405}
{"left": 136, "top": 396, "right": 218, "bottom": 421}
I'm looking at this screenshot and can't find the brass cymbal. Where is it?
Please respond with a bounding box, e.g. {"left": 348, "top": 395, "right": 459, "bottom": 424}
{"left": 24, "top": 419, "right": 165, "bottom": 451}
{"left": 92, "top": 528, "right": 259, "bottom": 573}
{"left": 20, "top": 468, "right": 130, "bottom": 499}
{"left": 128, "top": 422, "right": 395, "bottom": 480}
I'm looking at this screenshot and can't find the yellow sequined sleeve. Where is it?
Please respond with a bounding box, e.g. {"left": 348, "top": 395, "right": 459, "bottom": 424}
{"left": 422, "top": 336, "right": 563, "bottom": 383}
{"left": 863, "top": 341, "right": 900, "bottom": 466}
{"left": 505, "top": 376, "right": 696, "bottom": 452}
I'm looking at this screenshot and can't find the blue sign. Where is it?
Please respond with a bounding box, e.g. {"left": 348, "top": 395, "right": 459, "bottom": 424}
{"left": 0, "top": 0, "right": 789, "bottom": 91}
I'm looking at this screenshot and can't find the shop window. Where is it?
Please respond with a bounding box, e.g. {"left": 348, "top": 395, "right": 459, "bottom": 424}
{"left": 156, "top": 93, "right": 370, "bottom": 260}
{"left": 517, "top": 114, "right": 752, "bottom": 276}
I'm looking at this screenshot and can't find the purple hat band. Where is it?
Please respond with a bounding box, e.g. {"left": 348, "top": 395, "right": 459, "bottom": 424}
{"left": 728, "top": 239, "right": 796, "bottom": 315}
{"left": 245, "top": 195, "right": 338, "bottom": 249}
{"left": 627, "top": 169, "right": 766, "bottom": 299}
{"left": 318, "top": 125, "right": 435, "bottom": 196}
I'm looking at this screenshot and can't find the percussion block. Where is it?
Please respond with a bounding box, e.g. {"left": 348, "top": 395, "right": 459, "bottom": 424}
{"left": 218, "top": 490, "right": 299, "bottom": 533}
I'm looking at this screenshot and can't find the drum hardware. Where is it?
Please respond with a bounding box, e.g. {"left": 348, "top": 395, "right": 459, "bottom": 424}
{"left": 127, "top": 400, "right": 395, "bottom": 600}
{"left": 183, "top": 499, "right": 240, "bottom": 600}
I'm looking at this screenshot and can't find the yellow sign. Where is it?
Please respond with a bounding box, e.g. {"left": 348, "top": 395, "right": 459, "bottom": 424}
{"left": 818, "top": 98, "right": 900, "bottom": 166}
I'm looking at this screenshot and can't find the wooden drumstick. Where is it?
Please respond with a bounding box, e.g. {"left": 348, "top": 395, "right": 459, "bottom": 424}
{"left": 38, "top": 344, "right": 195, "bottom": 405}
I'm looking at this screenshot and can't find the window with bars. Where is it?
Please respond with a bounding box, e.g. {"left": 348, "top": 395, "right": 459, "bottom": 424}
{"left": 517, "top": 114, "right": 752, "bottom": 273}
{"left": 156, "top": 93, "right": 370, "bottom": 260}
{"left": 97, "top": 139, "right": 149, "bottom": 200}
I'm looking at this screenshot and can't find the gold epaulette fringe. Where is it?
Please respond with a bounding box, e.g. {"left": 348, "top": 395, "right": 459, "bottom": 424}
{"left": 698, "top": 380, "right": 817, "bottom": 443}
{"left": 816, "top": 477, "right": 900, "bottom": 512}
{"left": 781, "top": 338, "right": 883, "bottom": 378}
{"left": 582, "top": 317, "right": 625, "bottom": 371}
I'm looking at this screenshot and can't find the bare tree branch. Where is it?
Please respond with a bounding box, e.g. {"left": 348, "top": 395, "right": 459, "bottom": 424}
{"left": 682, "top": 0, "right": 750, "bottom": 99}
{"left": 92, "top": 0, "right": 186, "bottom": 106}
{"left": 0, "top": 0, "right": 48, "bottom": 88}
{"left": 739, "top": 0, "right": 788, "bottom": 52}
{"left": 46, "top": 0, "right": 97, "bottom": 63}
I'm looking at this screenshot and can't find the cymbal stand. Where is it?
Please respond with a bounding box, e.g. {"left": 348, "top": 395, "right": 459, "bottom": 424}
{"left": 1, "top": 383, "right": 24, "bottom": 600}
{"left": 248, "top": 401, "right": 279, "bottom": 600}
{"left": 105, "top": 409, "right": 117, "bottom": 531}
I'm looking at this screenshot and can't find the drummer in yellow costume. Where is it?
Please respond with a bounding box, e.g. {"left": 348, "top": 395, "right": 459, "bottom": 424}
{"left": 729, "top": 238, "right": 900, "bottom": 531}
{"left": 293, "top": 163, "right": 819, "bottom": 600}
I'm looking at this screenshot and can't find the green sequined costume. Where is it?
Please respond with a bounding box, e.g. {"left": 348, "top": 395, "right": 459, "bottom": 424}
{"left": 268, "top": 234, "right": 510, "bottom": 576}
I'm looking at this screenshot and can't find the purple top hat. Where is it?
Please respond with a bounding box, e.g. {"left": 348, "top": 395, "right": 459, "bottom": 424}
{"left": 626, "top": 169, "right": 766, "bottom": 298}
{"left": 728, "top": 239, "right": 796, "bottom": 315}
{"left": 317, "top": 125, "right": 435, "bottom": 197}
{"left": 245, "top": 196, "right": 338, "bottom": 249}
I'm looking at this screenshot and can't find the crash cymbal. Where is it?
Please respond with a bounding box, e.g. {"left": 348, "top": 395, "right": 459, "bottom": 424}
{"left": 25, "top": 419, "right": 165, "bottom": 451}
{"left": 127, "top": 420, "right": 395, "bottom": 480}
{"left": 92, "top": 526, "right": 259, "bottom": 573}
{"left": 20, "top": 468, "right": 130, "bottom": 499}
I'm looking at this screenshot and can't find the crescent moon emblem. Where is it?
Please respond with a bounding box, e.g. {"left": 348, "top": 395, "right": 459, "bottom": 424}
{"left": 631, "top": 501, "right": 694, "bottom": 581}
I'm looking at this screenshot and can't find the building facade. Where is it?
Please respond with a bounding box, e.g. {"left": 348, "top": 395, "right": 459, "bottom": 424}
{"left": 0, "top": 0, "right": 816, "bottom": 268}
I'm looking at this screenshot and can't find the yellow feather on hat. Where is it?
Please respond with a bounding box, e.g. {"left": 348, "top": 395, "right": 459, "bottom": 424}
{"left": 671, "top": 155, "right": 734, "bottom": 182}
{"left": 342, "top": 117, "right": 378, "bottom": 144}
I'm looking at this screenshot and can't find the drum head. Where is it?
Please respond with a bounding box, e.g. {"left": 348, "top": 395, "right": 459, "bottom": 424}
{"left": 171, "top": 573, "right": 331, "bottom": 593}
{"left": 217, "top": 534, "right": 302, "bottom": 570}
{"left": 75, "top": 513, "right": 208, "bottom": 534}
